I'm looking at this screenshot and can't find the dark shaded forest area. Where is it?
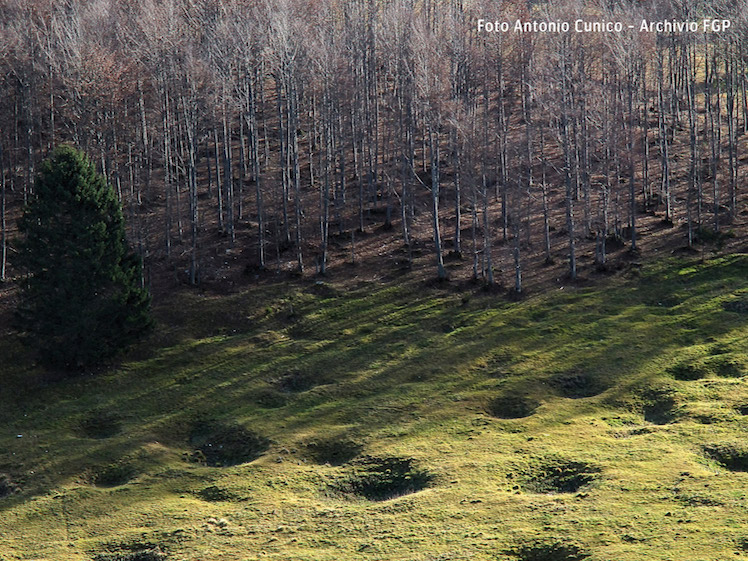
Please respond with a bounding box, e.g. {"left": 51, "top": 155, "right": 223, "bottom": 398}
{"left": 1, "top": 0, "right": 747, "bottom": 297}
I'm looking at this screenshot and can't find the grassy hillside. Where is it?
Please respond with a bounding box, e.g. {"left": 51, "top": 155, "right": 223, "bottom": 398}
{"left": 1, "top": 255, "right": 747, "bottom": 561}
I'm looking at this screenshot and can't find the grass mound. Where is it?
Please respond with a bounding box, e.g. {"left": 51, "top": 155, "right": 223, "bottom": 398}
{"left": 330, "top": 456, "right": 434, "bottom": 501}
{"left": 304, "top": 437, "right": 363, "bottom": 465}
{"left": 78, "top": 409, "right": 122, "bottom": 439}
{"left": 507, "top": 539, "right": 590, "bottom": 561}
{"left": 549, "top": 371, "right": 607, "bottom": 399}
{"left": 523, "top": 459, "right": 601, "bottom": 494}
{"left": 487, "top": 394, "right": 540, "bottom": 419}
{"left": 188, "top": 420, "right": 270, "bottom": 467}
{"left": 703, "top": 443, "right": 748, "bottom": 471}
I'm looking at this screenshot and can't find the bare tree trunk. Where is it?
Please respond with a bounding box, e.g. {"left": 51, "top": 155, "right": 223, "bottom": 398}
{"left": 429, "top": 118, "right": 446, "bottom": 281}
{"left": 560, "top": 39, "right": 576, "bottom": 280}
{"left": 0, "top": 141, "right": 5, "bottom": 282}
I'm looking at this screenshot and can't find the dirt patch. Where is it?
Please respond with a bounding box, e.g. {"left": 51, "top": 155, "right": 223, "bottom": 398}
{"left": 507, "top": 539, "right": 590, "bottom": 561}
{"left": 703, "top": 443, "right": 748, "bottom": 471}
{"left": 522, "top": 459, "right": 601, "bottom": 494}
{"left": 329, "top": 456, "right": 434, "bottom": 501}
{"left": 304, "top": 437, "right": 363, "bottom": 465}
{"left": 78, "top": 409, "right": 122, "bottom": 439}
{"left": 549, "top": 371, "right": 607, "bottom": 399}
{"left": 487, "top": 395, "right": 540, "bottom": 419}
{"left": 188, "top": 420, "right": 270, "bottom": 467}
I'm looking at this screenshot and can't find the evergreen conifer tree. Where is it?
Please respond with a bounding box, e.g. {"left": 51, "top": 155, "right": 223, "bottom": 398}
{"left": 15, "top": 145, "right": 152, "bottom": 369}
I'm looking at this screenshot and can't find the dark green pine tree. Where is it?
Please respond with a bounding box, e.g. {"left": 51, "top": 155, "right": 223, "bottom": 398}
{"left": 15, "top": 145, "right": 152, "bottom": 369}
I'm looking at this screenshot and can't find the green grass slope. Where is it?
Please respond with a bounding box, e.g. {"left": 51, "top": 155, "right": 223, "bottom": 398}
{"left": 1, "top": 255, "right": 747, "bottom": 561}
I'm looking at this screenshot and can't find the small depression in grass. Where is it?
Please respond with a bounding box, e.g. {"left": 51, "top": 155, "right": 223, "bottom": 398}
{"left": 723, "top": 296, "right": 748, "bottom": 314}
{"left": 329, "top": 456, "right": 434, "bottom": 501}
{"left": 78, "top": 409, "right": 122, "bottom": 439}
{"left": 487, "top": 394, "right": 540, "bottom": 419}
{"left": 707, "top": 356, "right": 744, "bottom": 378}
{"left": 188, "top": 420, "right": 270, "bottom": 467}
{"left": 92, "top": 547, "right": 167, "bottom": 561}
{"left": 668, "top": 363, "right": 707, "bottom": 381}
{"left": 641, "top": 387, "right": 680, "bottom": 425}
{"left": 522, "top": 459, "right": 601, "bottom": 494}
{"left": 507, "top": 539, "right": 590, "bottom": 561}
{"left": 549, "top": 371, "right": 607, "bottom": 399}
{"left": 304, "top": 436, "right": 363, "bottom": 465}
{"left": 252, "top": 387, "right": 289, "bottom": 409}
{"left": 703, "top": 443, "right": 748, "bottom": 472}
{"left": 274, "top": 369, "right": 327, "bottom": 393}
{"left": 90, "top": 462, "right": 137, "bottom": 487}
{"left": 194, "top": 485, "right": 237, "bottom": 502}
{"left": 0, "top": 473, "right": 18, "bottom": 498}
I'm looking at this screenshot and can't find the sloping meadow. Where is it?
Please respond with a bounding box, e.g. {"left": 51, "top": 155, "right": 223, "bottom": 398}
{"left": 0, "top": 255, "right": 747, "bottom": 560}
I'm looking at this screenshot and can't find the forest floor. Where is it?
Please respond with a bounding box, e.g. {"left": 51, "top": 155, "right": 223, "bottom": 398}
{"left": 0, "top": 249, "right": 747, "bottom": 560}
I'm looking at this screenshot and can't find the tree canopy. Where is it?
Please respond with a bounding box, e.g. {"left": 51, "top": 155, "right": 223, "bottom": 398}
{"left": 15, "top": 145, "right": 152, "bottom": 369}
